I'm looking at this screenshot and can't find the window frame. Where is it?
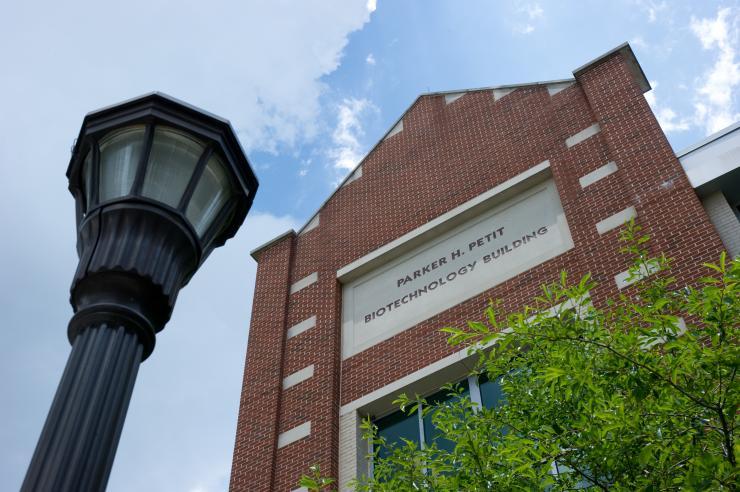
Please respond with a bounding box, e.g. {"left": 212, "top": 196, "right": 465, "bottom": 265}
{"left": 369, "top": 373, "right": 498, "bottom": 478}
{"left": 364, "top": 293, "right": 594, "bottom": 482}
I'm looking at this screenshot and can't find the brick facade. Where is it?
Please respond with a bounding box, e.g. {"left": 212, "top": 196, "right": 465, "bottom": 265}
{"left": 229, "top": 44, "right": 726, "bottom": 491}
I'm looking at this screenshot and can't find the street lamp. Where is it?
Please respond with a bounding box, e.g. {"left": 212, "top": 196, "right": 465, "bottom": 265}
{"left": 22, "top": 93, "right": 258, "bottom": 492}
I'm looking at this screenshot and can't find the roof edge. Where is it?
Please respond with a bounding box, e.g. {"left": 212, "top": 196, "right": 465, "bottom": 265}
{"left": 573, "top": 42, "right": 651, "bottom": 93}
{"left": 294, "top": 79, "right": 577, "bottom": 235}
{"left": 294, "top": 44, "right": 650, "bottom": 235}
{"left": 676, "top": 121, "right": 740, "bottom": 158}
{"left": 296, "top": 95, "right": 424, "bottom": 235}
{"left": 423, "top": 78, "right": 576, "bottom": 97}
{"left": 250, "top": 229, "right": 296, "bottom": 261}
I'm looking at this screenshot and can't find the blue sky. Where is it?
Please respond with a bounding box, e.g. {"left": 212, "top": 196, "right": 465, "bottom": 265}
{"left": 1, "top": 1, "right": 738, "bottom": 491}
{"left": 256, "top": 0, "right": 740, "bottom": 220}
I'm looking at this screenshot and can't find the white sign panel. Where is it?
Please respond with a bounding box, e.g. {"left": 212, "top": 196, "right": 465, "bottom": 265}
{"left": 341, "top": 179, "right": 573, "bottom": 359}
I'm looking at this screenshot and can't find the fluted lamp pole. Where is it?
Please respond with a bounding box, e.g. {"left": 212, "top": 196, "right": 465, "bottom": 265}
{"left": 22, "top": 93, "right": 259, "bottom": 492}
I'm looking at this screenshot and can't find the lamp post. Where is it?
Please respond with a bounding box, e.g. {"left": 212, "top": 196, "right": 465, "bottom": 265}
{"left": 22, "top": 93, "right": 259, "bottom": 492}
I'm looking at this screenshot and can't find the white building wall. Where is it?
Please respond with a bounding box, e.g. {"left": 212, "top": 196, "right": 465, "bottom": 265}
{"left": 702, "top": 191, "right": 740, "bottom": 258}
{"left": 338, "top": 411, "right": 365, "bottom": 491}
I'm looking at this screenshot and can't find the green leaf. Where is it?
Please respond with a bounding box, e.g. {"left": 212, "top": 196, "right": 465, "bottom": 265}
{"left": 539, "top": 366, "right": 566, "bottom": 384}
{"left": 345, "top": 247, "right": 740, "bottom": 491}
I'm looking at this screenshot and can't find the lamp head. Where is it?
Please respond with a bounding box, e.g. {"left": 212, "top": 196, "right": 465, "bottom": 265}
{"left": 65, "top": 93, "right": 258, "bottom": 358}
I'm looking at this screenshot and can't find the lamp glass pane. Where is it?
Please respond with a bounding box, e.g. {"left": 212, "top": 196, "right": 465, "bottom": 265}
{"left": 82, "top": 150, "right": 93, "bottom": 211}
{"left": 186, "top": 154, "right": 233, "bottom": 237}
{"left": 142, "top": 126, "right": 204, "bottom": 208}
{"left": 99, "top": 126, "right": 145, "bottom": 202}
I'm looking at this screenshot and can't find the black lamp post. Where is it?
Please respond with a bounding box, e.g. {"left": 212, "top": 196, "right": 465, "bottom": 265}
{"left": 22, "top": 93, "right": 258, "bottom": 492}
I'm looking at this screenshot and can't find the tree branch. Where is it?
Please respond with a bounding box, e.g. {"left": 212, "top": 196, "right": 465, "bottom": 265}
{"left": 516, "top": 332, "right": 715, "bottom": 410}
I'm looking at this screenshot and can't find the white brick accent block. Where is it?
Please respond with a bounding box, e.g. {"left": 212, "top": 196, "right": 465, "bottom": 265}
{"left": 579, "top": 161, "right": 618, "bottom": 188}
{"left": 287, "top": 315, "right": 316, "bottom": 339}
{"left": 492, "top": 87, "right": 515, "bottom": 101}
{"left": 290, "top": 272, "right": 318, "bottom": 295}
{"left": 444, "top": 92, "right": 465, "bottom": 104}
{"left": 614, "top": 261, "right": 660, "bottom": 290}
{"left": 547, "top": 81, "right": 574, "bottom": 96}
{"left": 640, "top": 318, "right": 687, "bottom": 348}
{"left": 277, "top": 421, "right": 311, "bottom": 449}
{"left": 301, "top": 214, "right": 319, "bottom": 234}
{"left": 566, "top": 123, "right": 601, "bottom": 148}
{"left": 282, "top": 365, "right": 314, "bottom": 390}
{"left": 344, "top": 165, "right": 363, "bottom": 185}
{"left": 385, "top": 119, "right": 403, "bottom": 139}
{"left": 596, "top": 206, "right": 637, "bottom": 235}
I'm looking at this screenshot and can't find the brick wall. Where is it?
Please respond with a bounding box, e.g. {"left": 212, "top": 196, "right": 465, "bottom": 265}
{"left": 230, "top": 236, "right": 294, "bottom": 490}
{"left": 230, "top": 47, "right": 726, "bottom": 491}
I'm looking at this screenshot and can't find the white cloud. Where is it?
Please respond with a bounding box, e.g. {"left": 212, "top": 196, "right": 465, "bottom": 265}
{"left": 690, "top": 7, "right": 740, "bottom": 134}
{"left": 298, "top": 158, "right": 311, "bottom": 177}
{"left": 0, "top": 1, "right": 368, "bottom": 491}
{"left": 516, "top": 24, "right": 536, "bottom": 34}
{"left": 0, "top": 0, "right": 373, "bottom": 155}
{"left": 513, "top": 3, "right": 544, "bottom": 34}
{"left": 367, "top": 0, "right": 377, "bottom": 12}
{"left": 366, "top": 53, "right": 376, "bottom": 65}
{"left": 641, "top": 9, "right": 740, "bottom": 137}
{"left": 644, "top": 86, "right": 657, "bottom": 106}
{"left": 632, "top": 0, "right": 667, "bottom": 23}
{"left": 328, "top": 98, "right": 375, "bottom": 173}
{"left": 652, "top": 106, "right": 690, "bottom": 132}
{"left": 522, "top": 3, "right": 544, "bottom": 20}
{"left": 631, "top": 36, "right": 648, "bottom": 50}
{"left": 629, "top": 33, "right": 678, "bottom": 58}
{"left": 647, "top": 1, "right": 667, "bottom": 22}
{"left": 645, "top": 81, "right": 690, "bottom": 133}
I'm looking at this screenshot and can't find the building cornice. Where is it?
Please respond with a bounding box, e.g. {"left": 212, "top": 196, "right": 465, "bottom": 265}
{"left": 250, "top": 229, "right": 296, "bottom": 261}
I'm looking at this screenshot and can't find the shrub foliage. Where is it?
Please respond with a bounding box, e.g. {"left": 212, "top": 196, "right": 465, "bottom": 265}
{"left": 301, "top": 223, "right": 738, "bottom": 491}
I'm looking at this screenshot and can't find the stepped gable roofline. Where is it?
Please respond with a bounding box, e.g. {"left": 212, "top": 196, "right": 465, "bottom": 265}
{"left": 294, "top": 78, "right": 579, "bottom": 238}
{"left": 292, "top": 80, "right": 575, "bottom": 238}
{"left": 292, "top": 95, "right": 421, "bottom": 237}
{"left": 250, "top": 229, "right": 296, "bottom": 261}
{"left": 425, "top": 77, "right": 576, "bottom": 97}
{"left": 255, "top": 42, "right": 647, "bottom": 257}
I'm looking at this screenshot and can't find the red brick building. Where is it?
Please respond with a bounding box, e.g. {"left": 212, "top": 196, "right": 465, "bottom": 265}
{"left": 229, "top": 43, "right": 735, "bottom": 491}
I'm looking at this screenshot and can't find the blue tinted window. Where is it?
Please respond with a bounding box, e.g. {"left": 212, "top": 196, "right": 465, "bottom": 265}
{"left": 372, "top": 375, "right": 503, "bottom": 464}
{"left": 375, "top": 410, "right": 419, "bottom": 459}
{"left": 552, "top": 462, "right": 597, "bottom": 489}
{"left": 479, "top": 374, "right": 506, "bottom": 409}
{"left": 422, "top": 381, "right": 469, "bottom": 453}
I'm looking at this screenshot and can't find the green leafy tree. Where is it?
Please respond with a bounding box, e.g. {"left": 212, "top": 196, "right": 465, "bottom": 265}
{"left": 302, "top": 222, "right": 738, "bottom": 491}
{"left": 299, "top": 465, "right": 335, "bottom": 491}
